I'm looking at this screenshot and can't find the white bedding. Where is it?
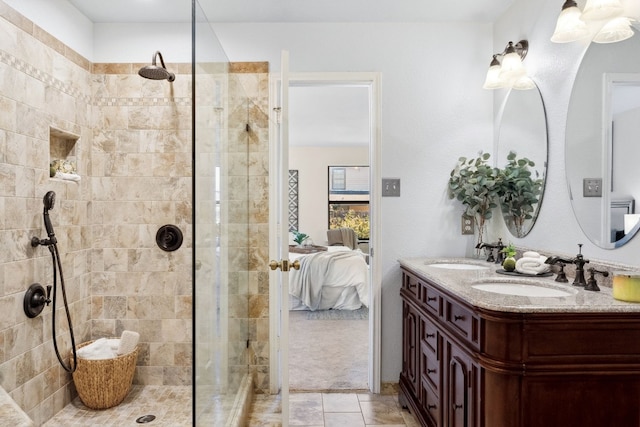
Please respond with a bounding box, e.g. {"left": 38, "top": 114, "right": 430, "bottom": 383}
{"left": 289, "top": 248, "right": 369, "bottom": 311}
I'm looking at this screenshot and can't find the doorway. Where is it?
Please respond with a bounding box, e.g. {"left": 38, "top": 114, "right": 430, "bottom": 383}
{"left": 269, "top": 72, "right": 382, "bottom": 396}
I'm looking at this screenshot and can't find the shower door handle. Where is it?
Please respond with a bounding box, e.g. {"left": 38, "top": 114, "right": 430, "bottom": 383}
{"left": 268, "top": 259, "right": 300, "bottom": 272}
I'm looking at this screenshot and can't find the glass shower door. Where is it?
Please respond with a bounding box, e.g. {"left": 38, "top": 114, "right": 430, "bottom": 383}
{"left": 193, "top": 1, "right": 250, "bottom": 424}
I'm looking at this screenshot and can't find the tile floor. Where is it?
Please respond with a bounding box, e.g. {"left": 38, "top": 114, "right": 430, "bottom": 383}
{"left": 250, "top": 392, "right": 420, "bottom": 427}
{"left": 43, "top": 386, "right": 193, "bottom": 426}
{"left": 289, "top": 310, "right": 368, "bottom": 391}
{"left": 42, "top": 386, "right": 419, "bottom": 426}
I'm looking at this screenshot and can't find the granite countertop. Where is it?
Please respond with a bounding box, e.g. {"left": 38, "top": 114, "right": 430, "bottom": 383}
{"left": 399, "top": 257, "right": 640, "bottom": 314}
{"left": 0, "top": 386, "right": 34, "bottom": 427}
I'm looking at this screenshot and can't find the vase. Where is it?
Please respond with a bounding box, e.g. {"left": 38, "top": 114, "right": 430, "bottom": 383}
{"left": 474, "top": 217, "right": 487, "bottom": 258}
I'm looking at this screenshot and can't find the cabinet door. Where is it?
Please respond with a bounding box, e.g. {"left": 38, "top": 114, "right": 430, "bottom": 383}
{"left": 402, "top": 302, "right": 419, "bottom": 394}
{"left": 448, "top": 355, "right": 467, "bottom": 427}
{"left": 446, "top": 342, "right": 479, "bottom": 427}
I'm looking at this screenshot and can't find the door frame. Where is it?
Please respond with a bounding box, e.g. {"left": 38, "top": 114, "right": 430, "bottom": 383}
{"left": 268, "top": 71, "right": 382, "bottom": 394}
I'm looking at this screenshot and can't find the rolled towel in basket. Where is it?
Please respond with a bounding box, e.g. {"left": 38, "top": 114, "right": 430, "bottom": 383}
{"left": 118, "top": 330, "right": 140, "bottom": 356}
{"left": 77, "top": 338, "right": 118, "bottom": 360}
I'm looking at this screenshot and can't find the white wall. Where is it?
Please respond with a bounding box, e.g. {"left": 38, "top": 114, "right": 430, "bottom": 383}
{"left": 213, "top": 22, "right": 495, "bottom": 382}
{"left": 289, "top": 146, "right": 369, "bottom": 246}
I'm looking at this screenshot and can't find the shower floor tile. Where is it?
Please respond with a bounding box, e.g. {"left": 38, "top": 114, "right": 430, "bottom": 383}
{"left": 43, "top": 386, "right": 192, "bottom": 426}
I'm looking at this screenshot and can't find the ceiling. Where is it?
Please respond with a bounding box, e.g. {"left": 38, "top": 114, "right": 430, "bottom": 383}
{"left": 67, "top": 0, "right": 516, "bottom": 24}
{"left": 64, "top": 0, "right": 516, "bottom": 148}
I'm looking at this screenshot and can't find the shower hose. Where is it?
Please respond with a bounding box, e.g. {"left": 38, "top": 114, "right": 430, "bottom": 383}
{"left": 48, "top": 242, "right": 78, "bottom": 373}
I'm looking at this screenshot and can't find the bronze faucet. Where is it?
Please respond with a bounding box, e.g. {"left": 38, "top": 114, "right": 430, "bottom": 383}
{"left": 572, "top": 244, "right": 589, "bottom": 286}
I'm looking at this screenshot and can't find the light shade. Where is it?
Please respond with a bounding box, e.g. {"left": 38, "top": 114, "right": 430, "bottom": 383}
{"left": 581, "top": 0, "right": 624, "bottom": 21}
{"left": 551, "top": 2, "right": 590, "bottom": 42}
{"left": 483, "top": 64, "right": 506, "bottom": 90}
{"left": 592, "top": 17, "right": 635, "bottom": 43}
{"left": 499, "top": 43, "right": 527, "bottom": 82}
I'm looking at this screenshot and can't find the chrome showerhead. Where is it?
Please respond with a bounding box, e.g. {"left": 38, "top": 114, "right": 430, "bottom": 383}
{"left": 138, "top": 51, "right": 175, "bottom": 82}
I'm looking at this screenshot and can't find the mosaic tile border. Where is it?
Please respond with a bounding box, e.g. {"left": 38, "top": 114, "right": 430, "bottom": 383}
{"left": 0, "top": 49, "right": 91, "bottom": 103}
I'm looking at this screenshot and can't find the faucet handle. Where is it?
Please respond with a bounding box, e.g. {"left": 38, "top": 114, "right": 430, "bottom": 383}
{"left": 554, "top": 262, "right": 569, "bottom": 283}
{"left": 584, "top": 268, "right": 609, "bottom": 292}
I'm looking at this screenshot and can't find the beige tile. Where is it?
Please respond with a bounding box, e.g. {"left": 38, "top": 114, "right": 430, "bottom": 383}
{"left": 359, "top": 398, "right": 406, "bottom": 425}
{"left": 323, "top": 392, "right": 361, "bottom": 412}
{"left": 324, "top": 412, "right": 365, "bottom": 427}
{"left": 289, "top": 392, "right": 323, "bottom": 425}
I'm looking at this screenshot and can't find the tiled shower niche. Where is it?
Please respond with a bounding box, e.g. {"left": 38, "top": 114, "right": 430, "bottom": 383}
{"left": 49, "top": 127, "right": 79, "bottom": 178}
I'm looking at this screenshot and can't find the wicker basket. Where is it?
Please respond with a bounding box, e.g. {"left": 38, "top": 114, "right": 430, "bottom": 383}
{"left": 72, "top": 340, "right": 139, "bottom": 409}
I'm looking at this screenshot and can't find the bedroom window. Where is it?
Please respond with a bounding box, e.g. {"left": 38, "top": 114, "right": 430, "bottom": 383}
{"left": 328, "top": 166, "right": 370, "bottom": 240}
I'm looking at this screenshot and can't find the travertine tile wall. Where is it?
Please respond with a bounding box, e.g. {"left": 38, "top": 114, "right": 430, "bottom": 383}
{"left": 89, "top": 62, "right": 193, "bottom": 387}
{"left": 0, "top": 2, "right": 93, "bottom": 425}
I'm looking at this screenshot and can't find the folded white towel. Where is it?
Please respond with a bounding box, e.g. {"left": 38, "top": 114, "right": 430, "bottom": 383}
{"left": 118, "top": 330, "right": 140, "bottom": 355}
{"left": 522, "top": 251, "right": 541, "bottom": 258}
{"left": 515, "top": 256, "right": 550, "bottom": 275}
{"left": 54, "top": 172, "right": 81, "bottom": 182}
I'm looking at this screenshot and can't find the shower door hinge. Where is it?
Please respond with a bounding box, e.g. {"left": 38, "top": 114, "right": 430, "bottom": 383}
{"left": 273, "top": 107, "right": 282, "bottom": 124}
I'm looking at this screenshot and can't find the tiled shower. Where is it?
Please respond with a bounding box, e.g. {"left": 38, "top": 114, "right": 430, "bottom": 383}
{"left": 0, "top": 1, "right": 270, "bottom": 425}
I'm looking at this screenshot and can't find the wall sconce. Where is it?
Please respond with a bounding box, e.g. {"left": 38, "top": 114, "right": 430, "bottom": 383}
{"left": 483, "top": 40, "right": 534, "bottom": 90}
{"left": 551, "top": 0, "right": 635, "bottom": 44}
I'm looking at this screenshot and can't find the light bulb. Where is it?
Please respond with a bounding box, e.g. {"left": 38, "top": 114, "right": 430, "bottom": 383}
{"left": 499, "top": 46, "right": 526, "bottom": 82}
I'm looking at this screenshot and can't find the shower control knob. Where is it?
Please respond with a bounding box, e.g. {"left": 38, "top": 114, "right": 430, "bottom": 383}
{"left": 24, "top": 283, "right": 49, "bottom": 318}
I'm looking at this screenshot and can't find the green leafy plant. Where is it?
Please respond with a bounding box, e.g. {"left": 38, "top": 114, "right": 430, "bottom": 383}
{"left": 501, "top": 242, "right": 517, "bottom": 258}
{"left": 497, "top": 151, "right": 543, "bottom": 238}
{"left": 448, "top": 152, "right": 501, "bottom": 250}
{"left": 292, "top": 231, "right": 309, "bottom": 245}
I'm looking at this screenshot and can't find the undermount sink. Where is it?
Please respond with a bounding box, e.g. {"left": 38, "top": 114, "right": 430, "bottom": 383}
{"left": 427, "top": 263, "right": 490, "bottom": 271}
{"left": 472, "top": 282, "right": 575, "bottom": 298}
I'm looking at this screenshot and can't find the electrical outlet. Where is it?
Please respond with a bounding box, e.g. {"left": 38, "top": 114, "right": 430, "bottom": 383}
{"left": 461, "top": 215, "right": 475, "bottom": 235}
{"left": 382, "top": 178, "right": 400, "bottom": 197}
{"left": 583, "top": 178, "right": 602, "bottom": 197}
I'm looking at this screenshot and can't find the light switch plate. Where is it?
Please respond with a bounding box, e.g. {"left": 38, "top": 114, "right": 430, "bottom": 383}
{"left": 583, "top": 178, "right": 602, "bottom": 197}
{"left": 382, "top": 178, "right": 400, "bottom": 197}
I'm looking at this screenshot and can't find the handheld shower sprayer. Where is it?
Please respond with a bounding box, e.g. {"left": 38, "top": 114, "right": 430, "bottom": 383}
{"left": 43, "top": 191, "right": 57, "bottom": 242}
{"left": 26, "top": 191, "right": 77, "bottom": 373}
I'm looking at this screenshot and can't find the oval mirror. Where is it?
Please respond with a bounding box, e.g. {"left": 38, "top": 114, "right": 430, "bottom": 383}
{"left": 566, "top": 32, "right": 640, "bottom": 249}
{"left": 496, "top": 83, "right": 548, "bottom": 238}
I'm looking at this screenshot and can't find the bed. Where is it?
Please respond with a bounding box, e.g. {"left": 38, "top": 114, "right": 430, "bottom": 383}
{"left": 288, "top": 246, "right": 369, "bottom": 311}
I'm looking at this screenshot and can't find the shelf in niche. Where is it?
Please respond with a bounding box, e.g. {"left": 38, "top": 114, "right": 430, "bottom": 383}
{"left": 49, "top": 127, "right": 80, "bottom": 182}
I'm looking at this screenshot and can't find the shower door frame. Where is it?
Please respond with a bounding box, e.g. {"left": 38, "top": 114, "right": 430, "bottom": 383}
{"left": 268, "top": 71, "right": 382, "bottom": 395}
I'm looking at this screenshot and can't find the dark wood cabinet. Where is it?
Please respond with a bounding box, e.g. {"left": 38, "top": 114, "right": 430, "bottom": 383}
{"left": 399, "top": 267, "right": 640, "bottom": 427}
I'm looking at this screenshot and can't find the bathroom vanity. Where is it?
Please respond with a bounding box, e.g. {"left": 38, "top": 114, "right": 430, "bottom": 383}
{"left": 398, "top": 258, "right": 640, "bottom": 427}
